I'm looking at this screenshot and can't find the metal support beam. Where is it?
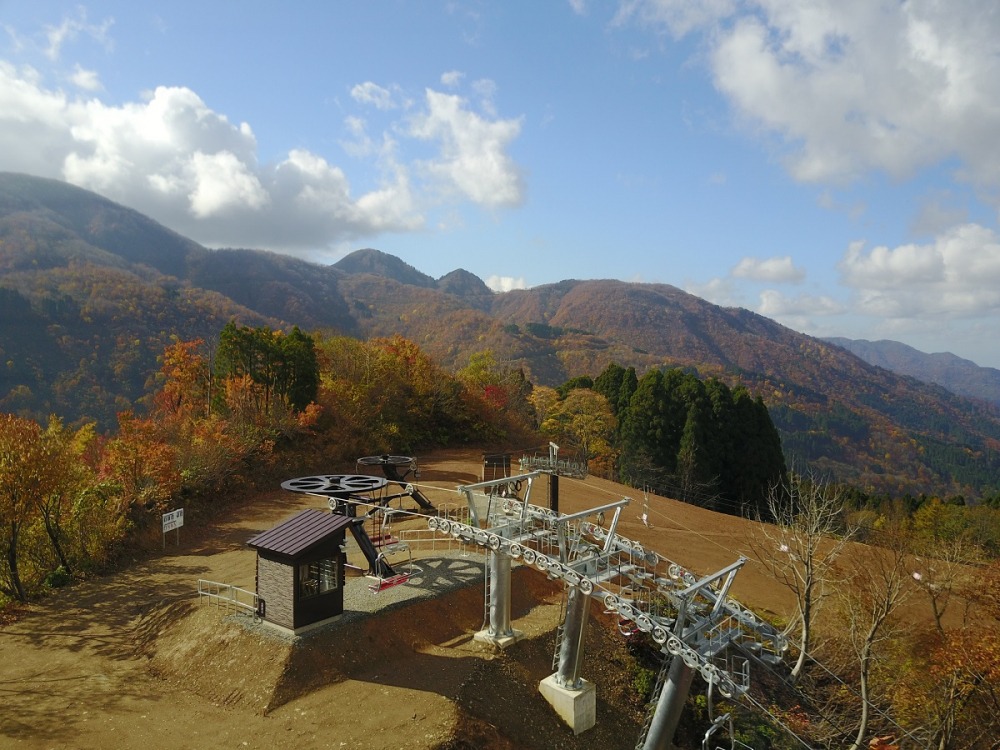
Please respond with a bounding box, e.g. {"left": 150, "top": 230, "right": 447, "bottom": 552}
{"left": 642, "top": 655, "right": 695, "bottom": 750}
{"left": 488, "top": 550, "right": 514, "bottom": 638}
{"left": 555, "top": 584, "right": 591, "bottom": 689}
{"left": 559, "top": 498, "right": 631, "bottom": 524}
{"left": 458, "top": 471, "right": 542, "bottom": 526}
{"left": 602, "top": 505, "right": 626, "bottom": 553}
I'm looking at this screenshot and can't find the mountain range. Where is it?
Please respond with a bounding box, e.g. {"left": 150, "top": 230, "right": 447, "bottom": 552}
{"left": 1, "top": 171, "right": 999, "bottom": 500}
{"left": 825, "top": 336, "right": 1000, "bottom": 407}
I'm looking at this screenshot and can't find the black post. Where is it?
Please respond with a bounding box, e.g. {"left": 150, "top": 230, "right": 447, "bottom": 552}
{"left": 550, "top": 473, "right": 559, "bottom": 514}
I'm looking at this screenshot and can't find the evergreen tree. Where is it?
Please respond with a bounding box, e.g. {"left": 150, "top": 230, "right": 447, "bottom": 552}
{"left": 593, "top": 363, "right": 626, "bottom": 413}
{"left": 278, "top": 326, "right": 319, "bottom": 412}
{"left": 614, "top": 366, "right": 785, "bottom": 515}
{"left": 677, "top": 400, "right": 718, "bottom": 504}
{"left": 618, "top": 366, "right": 638, "bottom": 415}
{"left": 213, "top": 322, "right": 319, "bottom": 415}
{"left": 556, "top": 375, "right": 594, "bottom": 399}
{"left": 620, "top": 369, "right": 687, "bottom": 485}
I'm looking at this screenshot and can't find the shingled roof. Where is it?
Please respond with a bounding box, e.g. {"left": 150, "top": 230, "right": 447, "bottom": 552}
{"left": 247, "top": 508, "right": 352, "bottom": 558}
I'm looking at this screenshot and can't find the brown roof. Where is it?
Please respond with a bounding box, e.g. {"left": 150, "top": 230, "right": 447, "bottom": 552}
{"left": 247, "top": 509, "right": 352, "bottom": 558}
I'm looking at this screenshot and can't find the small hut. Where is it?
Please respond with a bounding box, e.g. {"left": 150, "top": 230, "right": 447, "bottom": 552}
{"left": 247, "top": 508, "right": 352, "bottom": 634}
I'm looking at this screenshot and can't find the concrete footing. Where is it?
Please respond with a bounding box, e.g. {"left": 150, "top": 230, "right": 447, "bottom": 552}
{"left": 539, "top": 674, "right": 596, "bottom": 734}
{"left": 473, "top": 628, "right": 524, "bottom": 649}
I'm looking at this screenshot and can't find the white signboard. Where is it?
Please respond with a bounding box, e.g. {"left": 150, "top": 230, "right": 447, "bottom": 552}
{"left": 162, "top": 508, "right": 184, "bottom": 533}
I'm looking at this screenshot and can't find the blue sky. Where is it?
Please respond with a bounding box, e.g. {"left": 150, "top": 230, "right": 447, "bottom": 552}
{"left": 3, "top": 2, "right": 1000, "bottom": 368}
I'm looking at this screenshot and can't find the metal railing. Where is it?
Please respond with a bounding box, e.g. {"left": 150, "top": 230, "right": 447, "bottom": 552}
{"left": 397, "top": 528, "right": 471, "bottom": 555}
{"left": 197, "top": 578, "right": 259, "bottom": 616}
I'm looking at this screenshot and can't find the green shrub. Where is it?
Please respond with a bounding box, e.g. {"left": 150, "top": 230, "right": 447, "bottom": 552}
{"left": 44, "top": 566, "right": 71, "bottom": 589}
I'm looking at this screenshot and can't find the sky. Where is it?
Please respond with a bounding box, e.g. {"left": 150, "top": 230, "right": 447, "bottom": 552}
{"left": 2, "top": 2, "right": 1000, "bottom": 368}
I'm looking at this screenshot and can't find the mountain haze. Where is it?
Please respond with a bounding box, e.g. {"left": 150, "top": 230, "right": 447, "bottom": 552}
{"left": 1, "top": 173, "right": 999, "bottom": 499}
{"left": 826, "top": 336, "right": 1000, "bottom": 407}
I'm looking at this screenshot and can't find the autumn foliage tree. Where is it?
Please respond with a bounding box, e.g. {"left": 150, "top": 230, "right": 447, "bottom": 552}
{"left": 0, "top": 414, "right": 99, "bottom": 600}
{"left": 100, "top": 410, "right": 180, "bottom": 526}
{"left": 214, "top": 321, "right": 319, "bottom": 414}
{"left": 456, "top": 349, "right": 534, "bottom": 442}
{"left": 32, "top": 418, "right": 95, "bottom": 575}
{"left": 538, "top": 387, "right": 617, "bottom": 473}
{"left": 0, "top": 414, "right": 43, "bottom": 600}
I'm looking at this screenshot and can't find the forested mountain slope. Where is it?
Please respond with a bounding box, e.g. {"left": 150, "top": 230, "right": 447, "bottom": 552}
{"left": 1, "top": 172, "right": 998, "bottom": 499}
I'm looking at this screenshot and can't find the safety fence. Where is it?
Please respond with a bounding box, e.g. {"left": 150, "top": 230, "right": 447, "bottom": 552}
{"left": 197, "top": 578, "right": 259, "bottom": 617}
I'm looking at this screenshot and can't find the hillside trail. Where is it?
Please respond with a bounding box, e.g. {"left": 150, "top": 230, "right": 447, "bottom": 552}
{"left": 0, "top": 449, "right": 799, "bottom": 750}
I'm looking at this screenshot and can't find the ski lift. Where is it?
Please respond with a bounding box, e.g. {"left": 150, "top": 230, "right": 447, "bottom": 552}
{"left": 281, "top": 473, "right": 418, "bottom": 594}
{"left": 702, "top": 712, "right": 754, "bottom": 750}
{"left": 367, "top": 541, "right": 415, "bottom": 593}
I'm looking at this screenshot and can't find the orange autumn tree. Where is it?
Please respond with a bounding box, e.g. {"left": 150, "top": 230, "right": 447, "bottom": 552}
{"left": 33, "top": 417, "right": 96, "bottom": 576}
{"left": 0, "top": 414, "right": 99, "bottom": 599}
{"left": 100, "top": 410, "right": 180, "bottom": 528}
{"left": 456, "top": 349, "right": 534, "bottom": 443}
{"left": 152, "top": 337, "right": 320, "bottom": 494}
{"left": 0, "top": 414, "right": 45, "bottom": 601}
{"left": 317, "top": 334, "right": 481, "bottom": 455}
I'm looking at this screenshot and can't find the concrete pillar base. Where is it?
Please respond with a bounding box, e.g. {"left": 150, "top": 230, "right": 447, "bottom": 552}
{"left": 473, "top": 628, "right": 524, "bottom": 649}
{"left": 539, "top": 673, "right": 596, "bottom": 735}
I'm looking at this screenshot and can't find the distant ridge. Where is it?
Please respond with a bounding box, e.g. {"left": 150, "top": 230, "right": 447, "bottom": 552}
{"left": 826, "top": 337, "right": 1000, "bottom": 407}
{"left": 0, "top": 171, "right": 203, "bottom": 279}
{"left": 334, "top": 248, "right": 436, "bottom": 288}
{"left": 437, "top": 267, "right": 492, "bottom": 295}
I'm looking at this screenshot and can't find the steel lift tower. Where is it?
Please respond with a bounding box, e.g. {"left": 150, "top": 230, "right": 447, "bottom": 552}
{"left": 429, "top": 470, "right": 786, "bottom": 746}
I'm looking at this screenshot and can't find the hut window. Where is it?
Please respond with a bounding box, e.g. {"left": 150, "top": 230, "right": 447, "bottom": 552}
{"left": 298, "top": 558, "right": 338, "bottom": 598}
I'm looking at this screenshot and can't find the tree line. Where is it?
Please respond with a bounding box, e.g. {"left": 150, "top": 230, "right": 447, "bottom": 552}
{"left": 534, "top": 362, "right": 787, "bottom": 518}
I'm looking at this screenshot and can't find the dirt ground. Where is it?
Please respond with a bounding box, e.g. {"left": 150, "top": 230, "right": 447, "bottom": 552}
{"left": 0, "top": 449, "right": 803, "bottom": 750}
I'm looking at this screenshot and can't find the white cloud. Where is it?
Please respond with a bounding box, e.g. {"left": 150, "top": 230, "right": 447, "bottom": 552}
{"left": 732, "top": 255, "right": 805, "bottom": 283}
{"left": 684, "top": 276, "right": 742, "bottom": 308}
{"left": 69, "top": 64, "right": 101, "bottom": 91}
{"left": 755, "top": 289, "right": 845, "bottom": 336}
{"left": 758, "top": 289, "right": 844, "bottom": 318}
{"left": 839, "top": 224, "right": 1000, "bottom": 318}
{"left": 339, "top": 115, "right": 374, "bottom": 158}
{"left": 2, "top": 24, "right": 26, "bottom": 54}
{"left": 409, "top": 88, "right": 525, "bottom": 207}
{"left": 0, "top": 71, "right": 422, "bottom": 249}
{"left": 440, "top": 70, "right": 464, "bottom": 88}
{"left": 613, "top": 0, "right": 737, "bottom": 39}
{"left": 618, "top": 1, "right": 1000, "bottom": 191}
{"left": 350, "top": 81, "right": 397, "bottom": 110}
{"left": 486, "top": 274, "right": 527, "bottom": 292}
{"left": 0, "top": 64, "right": 525, "bottom": 254}
{"left": 472, "top": 78, "right": 498, "bottom": 117}
{"left": 187, "top": 150, "right": 269, "bottom": 218}
{"left": 0, "top": 61, "right": 77, "bottom": 176}
{"left": 44, "top": 9, "right": 113, "bottom": 61}
{"left": 909, "top": 193, "right": 968, "bottom": 237}
{"left": 568, "top": 0, "right": 587, "bottom": 16}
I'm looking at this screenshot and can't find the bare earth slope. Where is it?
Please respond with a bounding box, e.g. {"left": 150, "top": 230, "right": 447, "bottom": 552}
{"left": 0, "top": 450, "right": 797, "bottom": 750}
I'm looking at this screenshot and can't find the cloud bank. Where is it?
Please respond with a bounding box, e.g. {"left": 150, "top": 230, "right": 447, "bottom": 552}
{"left": 620, "top": 0, "right": 1000, "bottom": 189}
{"left": 0, "top": 61, "right": 524, "bottom": 257}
